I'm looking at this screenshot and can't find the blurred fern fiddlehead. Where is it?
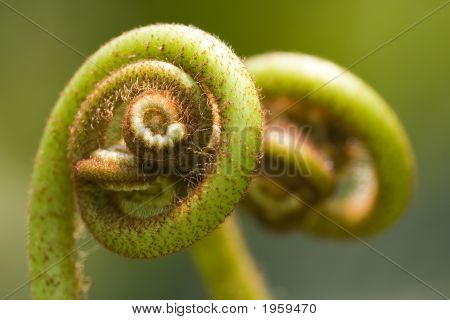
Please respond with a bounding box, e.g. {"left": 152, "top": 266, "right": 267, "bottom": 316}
{"left": 28, "top": 24, "right": 264, "bottom": 299}
{"left": 243, "top": 53, "right": 415, "bottom": 236}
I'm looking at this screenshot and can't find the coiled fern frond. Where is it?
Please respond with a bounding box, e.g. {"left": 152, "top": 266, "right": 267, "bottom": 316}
{"left": 243, "top": 52, "right": 415, "bottom": 237}
{"left": 28, "top": 24, "right": 262, "bottom": 299}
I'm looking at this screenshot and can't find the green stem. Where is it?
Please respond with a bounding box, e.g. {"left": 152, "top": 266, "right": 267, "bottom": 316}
{"left": 192, "top": 215, "right": 271, "bottom": 300}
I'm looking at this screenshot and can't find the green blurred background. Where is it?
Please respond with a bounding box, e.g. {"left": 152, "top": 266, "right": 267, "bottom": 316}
{"left": 1, "top": 0, "right": 449, "bottom": 299}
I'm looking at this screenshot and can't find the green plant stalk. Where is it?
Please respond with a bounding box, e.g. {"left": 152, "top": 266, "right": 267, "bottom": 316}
{"left": 192, "top": 215, "right": 271, "bottom": 300}
{"left": 28, "top": 24, "right": 263, "bottom": 299}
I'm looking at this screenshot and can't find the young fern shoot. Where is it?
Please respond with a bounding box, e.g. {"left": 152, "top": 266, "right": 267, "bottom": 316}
{"left": 243, "top": 52, "right": 415, "bottom": 236}
{"left": 28, "top": 24, "right": 263, "bottom": 299}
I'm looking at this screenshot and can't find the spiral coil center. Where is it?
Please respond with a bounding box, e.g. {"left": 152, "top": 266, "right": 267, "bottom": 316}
{"left": 123, "top": 92, "right": 187, "bottom": 152}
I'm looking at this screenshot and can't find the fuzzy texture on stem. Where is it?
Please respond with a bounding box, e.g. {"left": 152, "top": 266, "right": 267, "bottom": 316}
{"left": 243, "top": 52, "right": 415, "bottom": 237}
{"left": 28, "top": 24, "right": 262, "bottom": 299}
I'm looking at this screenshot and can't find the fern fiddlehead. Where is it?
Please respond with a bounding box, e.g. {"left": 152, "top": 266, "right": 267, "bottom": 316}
{"left": 28, "top": 24, "right": 263, "bottom": 299}
{"left": 243, "top": 52, "right": 415, "bottom": 237}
